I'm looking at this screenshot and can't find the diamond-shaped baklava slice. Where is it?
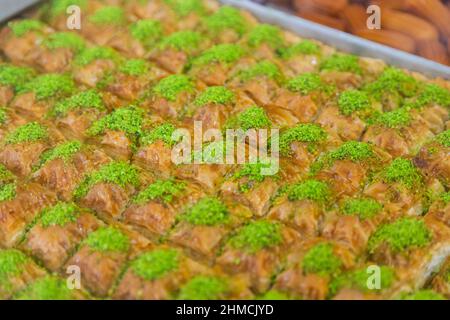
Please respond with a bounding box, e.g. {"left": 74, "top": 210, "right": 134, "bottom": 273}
{"left": 123, "top": 178, "right": 203, "bottom": 240}
{"left": 217, "top": 220, "right": 300, "bottom": 293}
{"left": 21, "top": 202, "right": 102, "bottom": 271}
{"left": 73, "top": 161, "right": 143, "bottom": 220}
{"left": 319, "top": 53, "right": 364, "bottom": 91}
{"left": 278, "top": 39, "right": 322, "bottom": 75}
{"left": 273, "top": 239, "right": 356, "bottom": 300}
{"left": 113, "top": 246, "right": 208, "bottom": 300}
{"left": 0, "top": 249, "right": 46, "bottom": 299}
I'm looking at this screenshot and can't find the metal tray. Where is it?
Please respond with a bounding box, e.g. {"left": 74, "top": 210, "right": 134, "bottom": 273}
{"left": 221, "top": 0, "right": 450, "bottom": 79}
{"left": 1, "top": 0, "right": 449, "bottom": 79}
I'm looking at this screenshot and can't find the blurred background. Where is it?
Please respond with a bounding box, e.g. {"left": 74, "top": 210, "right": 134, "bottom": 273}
{"left": 251, "top": 0, "right": 450, "bottom": 66}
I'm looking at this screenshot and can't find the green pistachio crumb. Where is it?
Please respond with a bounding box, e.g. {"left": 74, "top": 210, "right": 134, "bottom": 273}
{"left": 5, "top": 122, "right": 47, "bottom": 145}
{"left": 8, "top": 19, "right": 44, "bottom": 37}
{"left": 84, "top": 226, "right": 130, "bottom": 253}
{"left": 320, "top": 54, "right": 362, "bottom": 74}
{"left": 233, "top": 162, "right": 275, "bottom": 192}
{"left": 227, "top": 106, "right": 271, "bottom": 131}
{"left": 192, "top": 44, "right": 245, "bottom": 66}
{"left": 74, "top": 46, "right": 121, "bottom": 66}
{"left": 365, "top": 67, "right": 419, "bottom": 101}
{"left": 441, "top": 192, "right": 450, "bottom": 205}
{"left": 20, "top": 74, "right": 74, "bottom": 100}
{"left": 194, "top": 86, "right": 235, "bottom": 106}
{"left": 130, "top": 19, "right": 162, "bottom": 47}
{"left": 286, "top": 73, "right": 324, "bottom": 95}
{"left": 287, "top": 179, "right": 330, "bottom": 203}
{"left": 179, "top": 276, "right": 229, "bottom": 300}
{"left": 134, "top": 179, "right": 186, "bottom": 204}
{"left": 247, "top": 24, "right": 283, "bottom": 48}
{"left": 280, "top": 40, "right": 320, "bottom": 58}
{"left": 382, "top": 158, "right": 422, "bottom": 189}
{"left": 0, "top": 164, "right": 14, "bottom": 182}
{"left": 119, "top": 59, "right": 149, "bottom": 77}
{"left": 74, "top": 161, "right": 140, "bottom": 199}
{"left": 131, "top": 249, "right": 179, "bottom": 281}
{"left": 159, "top": 31, "right": 202, "bottom": 53}
{"left": 88, "top": 106, "right": 144, "bottom": 137}
{"left": 153, "top": 75, "right": 194, "bottom": 101}
{"left": 436, "top": 130, "right": 450, "bottom": 147}
{"left": 204, "top": 6, "right": 247, "bottom": 37}
{"left": 239, "top": 60, "right": 282, "bottom": 83}
{"left": 49, "top": 0, "right": 87, "bottom": 17}
{"left": 338, "top": 90, "right": 370, "bottom": 116}
{"left": 302, "top": 243, "right": 342, "bottom": 276}
{"left": 341, "top": 198, "right": 382, "bottom": 219}
{"left": 17, "top": 276, "right": 74, "bottom": 300}
{"left": 279, "top": 124, "right": 327, "bottom": 156}
{"left": 0, "top": 249, "right": 28, "bottom": 286}
{"left": 0, "top": 183, "right": 16, "bottom": 202}
{"left": 140, "top": 123, "right": 177, "bottom": 147}
{"left": 400, "top": 290, "right": 445, "bottom": 300}
{"left": 43, "top": 32, "right": 85, "bottom": 52}
{"left": 368, "top": 218, "right": 431, "bottom": 253}
{"left": 230, "top": 220, "right": 283, "bottom": 253}
{"left": 376, "top": 108, "right": 411, "bottom": 128}
{"left": 89, "top": 6, "right": 125, "bottom": 25}
{"left": 39, "top": 140, "right": 82, "bottom": 167}
{"left": 0, "top": 108, "right": 6, "bottom": 125}
{"left": 39, "top": 202, "right": 79, "bottom": 228}
{"left": 412, "top": 84, "right": 450, "bottom": 109}
{"left": 258, "top": 290, "right": 290, "bottom": 300}
{"left": 0, "top": 65, "right": 34, "bottom": 91}
{"left": 51, "top": 89, "right": 105, "bottom": 118}
{"left": 181, "top": 197, "right": 229, "bottom": 226}
{"left": 163, "top": 0, "right": 206, "bottom": 17}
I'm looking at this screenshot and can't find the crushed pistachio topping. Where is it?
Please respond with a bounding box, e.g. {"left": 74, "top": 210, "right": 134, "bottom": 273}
{"left": 8, "top": 19, "right": 44, "bottom": 37}
{"left": 181, "top": 197, "right": 229, "bottom": 226}
{"left": 441, "top": 192, "right": 450, "bottom": 205}
{"left": 338, "top": 90, "right": 370, "bottom": 116}
{"left": 88, "top": 106, "right": 144, "bottom": 137}
{"left": 0, "top": 65, "right": 34, "bottom": 91}
{"left": 286, "top": 73, "right": 325, "bottom": 95}
{"left": 131, "top": 249, "right": 179, "bottom": 281}
{"left": 320, "top": 54, "right": 361, "bottom": 74}
{"left": 43, "top": 32, "right": 85, "bottom": 52}
{"left": 16, "top": 276, "right": 74, "bottom": 300}
{"left": 400, "top": 290, "right": 445, "bottom": 300}
{"left": 329, "top": 266, "right": 395, "bottom": 297}
{"left": 280, "top": 40, "right": 320, "bottom": 59}
{"left": 85, "top": 226, "right": 130, "bottom": 252}
{"left": 74, "top": 161, "right": 140, "bottom": 199}
{"left": 411, "top": 84, "right": 450, "bottom": 109}
{"left": 365, "top": 67, "right": 419, "bottom": 101}
{"left": 0, "top": 183, "right": 16, "bottom": 202}
{"left": 194, "top": 86, "right": 235, "bottom": 106}
{"left": 288, "top": 180, "right": 330, "bottom": 203}
{"left": 163, "top": 0, "right": 206, "bottom": 17}
{"left": 39, "top": 140, "right": 82, "bottom": 167}
{"left": 368, "top": 218, "right": 431, "bottom": 253}
{"left": 436, "top": 130, "right": 450, "bottom": 147}
{"left": 375, "top": 108, "right": 411, "bottom": 128}
{"left": 0, "top": 249, "right": 28, "bottom": 287}
{"left": 89, "top": 6, "right": 125, "bottom": 25}
{"left": 227, "top": 106, "right": 271, "bottom": 131}
{"left": 341, "top": 198, "right": 382, "bottom": 220}
{"left": 51, "top": 89, "right": 105, "bottom": 117}
{"left": 130, "top": 19, "right": 162, "bottom": 47}
{"left": 382, "top": 158, "right": 422, "bottom": 189}
{"left": 159, "top": 31, "right": 202, "bottom": 53}
{"left": 39, "top": 202, "right": 79, "bottom": 228}
{"left": 74, "top": 46, "right": 121, "bottom": 66}
{"left": 20, "top": 74, "right": 74, "bottom": 100}
{"left": 5, "top": 122, "right": 47, "bottom": 145}
{"left": 153, "top": 75, "right": 194, "bottom": 101}
{"left": 229, "top": 220, "right": 283, "bottom": 253}
{"left": 140, "top": 123, "right": 177, "bottom": 146}
{"left": 258, "top": 290, "right": 290, "bottom": 300}
{"left": 49, "top": 0, "right": 87, "bottom": 18}
{"left": 302, "top": 243, "right": 342, "bottom": 276}
{"left": 239, "top": 60, "right": 282, "bottom": 83}
{"left": 279, "top": 124, "right": 327, "bottom": 156}
{"left": 204, "top": 6, "right": 247, "bottom": 37}
{"left": 134, "top": 179, "right": 186, "bottom": 204}
{"left": 0, "top": 164, "right": 14, "bottom": 182}
{"left": 247, "top": 24, "right": 283, "bottom": 48}
{"left": 233, "top": 162, "right": 275, "bottom": 192}
{"left": 119, "top": 59, "right": 149, "bottom": 77}
{"left": 192, "top": 44, "right": 245, "bottom": 66}
{"left": 0, "top": 108, "right": 6, "bottom": 125}
{"left": 179, "top": 276, "right": 228, "bottom": 300}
